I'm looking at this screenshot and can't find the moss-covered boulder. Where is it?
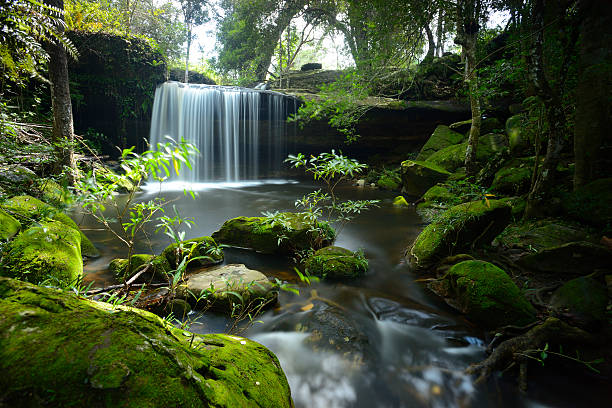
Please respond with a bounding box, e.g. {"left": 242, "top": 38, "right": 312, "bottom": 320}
{"left": 1, "top": 195, "right": 99, "bottom": 258}
{"left": 494, "top": 219, "right": 589, "bottom": 252}
{"left": 425, "top": 133, "right": 508, "bottom": 172}
{"left": 498, "top": 196, "right": 527, "bottom": 219}
{"left": 304, "top": 246, "right": 368, "bottom": 279}
{"left": 37, "top": 178, "right": 72, "bottom": 207}
{"left": 1, "top": 220, "right": 82, "bottom": 286}
{"left": 162, "top": 236, "right": 224, "bottom": 269}
{"left": 517, "top": 241, "right": 612, "bottom": 275}
{"left": 562, "top": 178, "right": 612, "bottom": 227}
{"left": 0, "top": 277, "right": 293, "bottom": 407}
{"left": 0, "top": 208, "right": 21, "bottom": 240}
{"left": 422, "top": 184, "right": 456, "bottom": 204}
{"left": 415, "top": 125, "right": 465, "bottom": 161}
{"left": 506, "top": 114, "right": 531, "bottom": 155}
{"left": 400, "top": 160, "right": 450, "bottom": 196}
{"left": 449, "top": 117, "right": 503, "bottom": 136}
{"left": 376, "top": 170, "right": 401, "bottom": 190}
{"left": 177, "top": 264, "right": 276, "bottom": 312}
{"left": 491, "top": 157, "right": 534, "bottom": 195}
{"left": 550, "top": 276, "right": 608, "bottom": 328}
{"left": 0, "top": 164, "right": 37, "bottom": 195}
{"left": 212, "top": 212, "right": 334, "bottom": 255}
{"left": 408, "top": 200, "right": 512, "bottom": 269}
{"left": 416, "top": 185, "right": 458, "bottom": 222}
{"left": 429, "top": 260, "right": 536, "bottom": 328}
{"left": 109, "top": 254, "right": 171, "bottom": 282}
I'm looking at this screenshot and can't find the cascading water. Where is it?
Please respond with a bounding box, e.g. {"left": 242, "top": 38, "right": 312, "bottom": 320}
{"left": 149, "top": 81, "right": 297, "bottom": 183}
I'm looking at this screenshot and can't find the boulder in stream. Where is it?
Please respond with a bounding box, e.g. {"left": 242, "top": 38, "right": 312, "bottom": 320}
{"left": 304, "top": 246, "right": 368, "bottom": 279}
{"left": 161, "top": 236, "right": 224, "bottom": 269}
{"left": 1, "top": 220, "right": 82, "bottom": 286}
{"left": 0, "top": 277, "right": 293, "bottom": 407}
{"left": 429, "top": 260, "right": 536, "bottom": 328}
{"left": 109, "top": 254, "right": 171, "bottom": 282}
{"left": 400, "top": 160, "right": 450, "bottom": 197}
{"left": 408, "top": 200, "right": 511, "bottom": 269}
{"left": 212, "top": 212, "right": 335, "bottom": 255}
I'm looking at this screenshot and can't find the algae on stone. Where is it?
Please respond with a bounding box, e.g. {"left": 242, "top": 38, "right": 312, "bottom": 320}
{"left": 429, "top": 260, "right": 536, "bottom": 328}
{"left": 1, "top": 220, "right": 82, "bottom": 286}
{"left": 408, "top": 200, "right": 511, "bottom": 269}
{"left": 212, "top": 212, "right": 334, "bottom": 255}
{"left": 304, "top": 246, "right": 368, "bottom": 279}
{"left": 0, "top": 277, "right": 293, "bottom": 408}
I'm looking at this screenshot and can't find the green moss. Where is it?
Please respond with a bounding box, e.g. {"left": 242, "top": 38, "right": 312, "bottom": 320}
{"left": 498, "top": 196, "right": 527, "bottom": 219}
{"left": 409, "top": 200, "right": 511, "bottom": 269}
{"left": 550, "top": 276, "right": 608, "bottom": 325}
{"left": 1, "top": 220, "right": 82, "bottom": 286}
{"left": 431, "top": 260, "right": 536, "bottom": 328}
{"left": 109, "top": 254, "right": 171, "bottom": 282}
{"left": 491, "top": 158, "right": 534, "bottom": 195}
{"left": 400, "top": 160, "right": 450, "bottom": 196}
{"left": 422, "top": 185, "right": 456, "bottom": 203}
{"left": 0, "top": 277, "right": 293, "bottom": 407}
{"left": 415, "top": 125, "right": 465, "bottom": 161}
{"left": 304, "top": 246, "right": 368, "bottom": 279}
{"left": 425, "top": 133, "right": 508, "bottom": 172}
{"left": 0, "top": 208, "right": 21, "bottom": 240}
{"left": 37, "top": 178, "right": 73, "bottom": 207}
{"left": 162, "top": 236, "right": 224, "bottom": 269}
{"left": 212, "top": 212, "right": 335, "bottom": 255}
{"left": 494, "top": 219, "right": 588, "bottom": 252}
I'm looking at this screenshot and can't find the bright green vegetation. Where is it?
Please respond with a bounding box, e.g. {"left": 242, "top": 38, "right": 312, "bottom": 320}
{"left": 425, "top": 133, "right": 508, "bottom": 172}
{"left": 304, "top": 246, "right": 368, "bottom": 279}
{"left": 161, "top": 236, "right": 224, "bottom": 269}
{"left": 409, "top": 200, "right": 511, "bottom": 269}
{"left": 430, "top": 260, "right": 536, "bottom": 328}
{"left": 212, "top": 212, "right": 334, "bottom": 255}
{"left": 1, "top": 221, "right": 82, "bottom": 286}
{"left": 416, "top": 125, "right": 465, "bottom": 161}
{"left": 0, "top": 277, "right": 293, "bottom": 407}
{"left": 0, "top": 208, "right": 21, "bottom": 240}
{"left": 109, "top": 254, "right": 171, "bottom": 282}
{"left": 491, "top": 157, "right": 534, "bottom": 195}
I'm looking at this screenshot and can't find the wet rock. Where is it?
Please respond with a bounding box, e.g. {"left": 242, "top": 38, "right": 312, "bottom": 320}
{"left": 0, "top": 220, "right": 82, "bottom": 286}
{"left": 176, "top": 264, "right": 276, "bottom": 313}
{"left": 304, "top": 246, "right": 368, "bottom": 279}
{"left": 0, "top": 277, "right": 293, "bottom": 408}
{"left": 0, "top": 208, "right": 21, "bottom": 240}
{"left": 1, "top": 195, "right": 99, "bottom": 258}
{"left": 428, "top": 260, "right": 536, "bottom": 328}
{"left": 212, "top": 212, "right": 335, "bottom": 255}
{"left": 491, "top": 157, "right": 534, "bottom": 195}
{"left": 517, "top": 241, "right": 612, "bottom": 275}
{"left": 109, "top": 254, "right": 171, "bottom": 282}
{"left": 494, "top": 219, "right": 588, "bottom": 252}
{"left": 415, "top": 125, "right": 465, "bottom": 161}
{"left": 550, "top": 276, "right": 608, "bottom": 329}
{"left": 356, "top": 179, "right": 366, "bottom": 187}
{"left": 408, "top": 200, "right": 511, "bottom": 269}
{"left": 161, "top": 236, "right": 224, "bottom": 270}
{"left": 400, "top": 160, "right": 450, "bottom": 197}
{"left": 300, "top": 62, "right": 322, "bottom": 71}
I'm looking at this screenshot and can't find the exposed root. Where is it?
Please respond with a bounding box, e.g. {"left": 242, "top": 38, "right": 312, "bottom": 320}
{"left": 466, "top": 318, "right": 595, "bottom": 390}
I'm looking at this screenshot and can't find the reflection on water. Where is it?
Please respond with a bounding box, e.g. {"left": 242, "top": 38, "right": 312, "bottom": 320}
{"left": 74, "top": 180, "right": 580, "bottom": 408}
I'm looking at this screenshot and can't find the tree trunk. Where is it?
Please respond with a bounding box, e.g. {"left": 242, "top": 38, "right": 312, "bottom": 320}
{"left": 423, "top": 25, "right": 436, "bottom": 63}
{"left": 45, "top": 0, "right": 76, "bottom": 177}
{"left": 435, "top": 8, "right": 444, "bottom": 57}
{"left": 184, "top": 24, "right": 191, "bottom": 84}
{"left": 573, "top": 0, "right": 612, "bottom": 189}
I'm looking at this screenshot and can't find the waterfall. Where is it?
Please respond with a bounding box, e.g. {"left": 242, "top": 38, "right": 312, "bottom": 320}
{"left": 149, "top": 81, "right": 296, "bottom": 183}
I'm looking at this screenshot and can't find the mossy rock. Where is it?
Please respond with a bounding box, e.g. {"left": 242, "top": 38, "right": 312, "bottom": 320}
{"left": 517, "top": 241, "right": 612, "bottom": 275}
{"left": 0, "top": 208, "right": 21, "bottom": 240}
{"left": 491, "top": 157, "right": 534, "bottom": 195}
{"left": 562, "top": 178, "right": 612, "bottom": 227}
{"left": 429, "top": 260, "right": 536, "bottom": 328}
{"left": 498, "top": 196, "right": 527, "bottom": 219}
{"left": 162, "top": 236, "right": 224, "bottom": 270}
{"left": 408, "top": 200, "right": 511, "bottom": 269}
{"left": 1, "top": 195, "right": 99, "bottom": 258}
{"left": 425, "top": 133, "right": 508, "bottom": 172}
{"left": 212, "top": 212, "right": 335, "bottom": 255}
{"left": 0, "top": 164, "right": 37, "bottom": 196}
{"left": 550, "top": 276, "right": 608, "bottom": 328}
{"left": 400, "top": 160, "right": 450, "bottom": 197}
{"left": 304, "top": 246, "right": 368, "bottom": 279}
{"left": 109, "top": 254, "right": 171, "bottom": 283}
{"left": 449, "top": 117, "right": 503, "bottom": 136}
{"left": 506, "top": 114, "right": 532, "bottom": 155}
{"left": 416, "top": 185, "right": 458, "bottom": 222}
{"left": 376, "top": 172, "right": 401, "bottom": 190}
{"left": 415, "top": 125, "right": 465, "bottom": 161}
{"left": 37, "top": 178, "right": 73, "bottom": 207}
{"left": 494, "top": 219, "right": 588, "bottom": 252}
{"left": 422, "top": 184, "right": 457, "bottom": 204}
{"left": 0, "top": 220, "right": 82, "bottom": 287}
{"left": 0, "top": 277, "right": 293, "bottom": 407}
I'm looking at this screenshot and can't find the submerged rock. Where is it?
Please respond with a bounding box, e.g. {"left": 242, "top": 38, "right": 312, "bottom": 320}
{"left": 400, "top": 160, "right": 450, "bottom": 197}
{"left": 1, "top": 220, "right": 82, "bottom": 286}
{"left": 1, "top": 195, "right": 99, "bottom": 258}
{"left": 0, "top": 208, "right": 21, "bottom": 240}
{"left": 429, "top": 260, "right": 536, "bottom": 328}
{"left": 0, "top": 277, "right": 293, "bottom": 407}
{"left": 304, "top": 246, "right": 368, "bottom": 279}
{"left": 212, "top": 212, "right": 334, "bottom": 255}
{"left": 176, "top": 264, "right": 276, "bottom": 312}
{"left": 415, "top": 125, "right": 465, "bottom": 161}
{"left": 408, "top": 200, "right": 511, "bottom": 269}
{"left": 550, "top": 276, "right": 608, "bottom": 329}
{"left": 161, "top": 236, "right": 224, "bottom": 270}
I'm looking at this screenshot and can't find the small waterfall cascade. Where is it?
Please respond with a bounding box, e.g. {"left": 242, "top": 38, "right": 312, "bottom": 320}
{"left": 149, "top": 81, "right": 297, "bottom": 183}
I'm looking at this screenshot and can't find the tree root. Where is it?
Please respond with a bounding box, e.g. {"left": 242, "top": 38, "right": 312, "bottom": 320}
{"left": 466, "top": 318, "right": 595, "bottom": 391}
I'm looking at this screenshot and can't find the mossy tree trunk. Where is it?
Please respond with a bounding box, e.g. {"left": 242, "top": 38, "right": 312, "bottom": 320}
{"left": 573, "top": 0, "right": 612, "bottom": 190}
{"left": 44, "top": 0, "right": 76, "bottom": 178}
{"left": 455, "top": 0, "right": 482, "bottom": 177}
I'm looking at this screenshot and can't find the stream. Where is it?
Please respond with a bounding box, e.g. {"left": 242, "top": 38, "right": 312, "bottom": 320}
{"left": 77, "top": 179, "right": 600, "bottom": 408}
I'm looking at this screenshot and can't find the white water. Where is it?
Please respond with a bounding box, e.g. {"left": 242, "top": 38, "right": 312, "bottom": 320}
{"left": 149, "top": 81, "right": 296, "bottom": 182}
